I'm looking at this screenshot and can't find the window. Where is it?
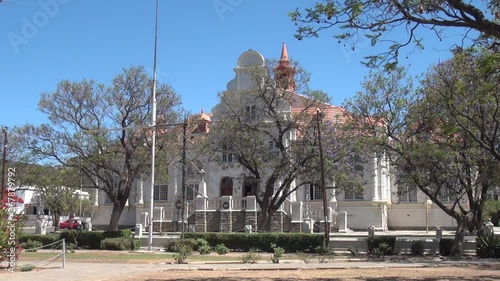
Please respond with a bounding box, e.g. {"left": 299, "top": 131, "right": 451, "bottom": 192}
{"left": 344, "top": 188, "right": 364, "bottom": 200}
{"left": 398, "top": 185, "right": 418, "bottom": 203}
{"left": 268, "top": 140, "right": 280, "bottom": 156}
{"left": 344, "top": 155, "right": 365, "bottom": 200}
{"left": 186, "top": 184, "right": 199, "bottom": 201}
{"left": 246, "top": 105, "right": 256, "bottom": 121}
{"left": 222, "top": 143, "right": 235, "bottom": 163}
{"left": 243, "top": 177, "right": 257, "bottom": 197}
{"left": 307, "top": 184, "right": 323, "bottom": 201}
{"left": 220, "top": 177, "right": 233, "bottom": 196}
{"left": 154, "top": 184, "right": 168, "bottom": 201}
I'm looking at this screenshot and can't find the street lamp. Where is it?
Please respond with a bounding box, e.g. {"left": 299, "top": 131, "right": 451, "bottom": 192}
{"left": 148, "top": 0, "right": 160, "bottom": 251}
{"left": 316, "top": 109, "right": 329, "bottom": 249}
{"left": 1, "top": 127, "right": 7, "bottom": 202}
{"left": 180, "top": 119, "right": 187, "bottom": 239}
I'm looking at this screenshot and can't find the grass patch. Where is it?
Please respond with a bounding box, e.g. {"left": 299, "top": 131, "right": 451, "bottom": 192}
{"left": 21, "top": 251, "right": 252, "bottom": 263}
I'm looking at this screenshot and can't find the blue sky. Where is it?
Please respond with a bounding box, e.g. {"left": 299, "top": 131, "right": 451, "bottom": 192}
{"left": 0, "top": 0, "right": 468, "bottom": 129}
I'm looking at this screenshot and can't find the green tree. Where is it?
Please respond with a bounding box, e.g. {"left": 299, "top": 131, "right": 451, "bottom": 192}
{"left": 16, "top": 66, "right": 184, "bottom": 230}
{"left": 344, "top": 65, "right": 500, "bottom": 256}
{"left": 420, "top": 48, "right": 500, "bottom": 162}
{"left": 290, "top": 0, "right": 500, "bottom": 69}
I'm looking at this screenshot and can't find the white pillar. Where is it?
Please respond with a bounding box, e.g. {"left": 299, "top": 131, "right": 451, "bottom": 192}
{"left": 372, "top": 154, "right": 379, "bottom": 201}
{"left": 137, "top": 178, "right": 144, "bottom": 205}
{"left": 93, "top": 185, "right": 99, "bottom": 206}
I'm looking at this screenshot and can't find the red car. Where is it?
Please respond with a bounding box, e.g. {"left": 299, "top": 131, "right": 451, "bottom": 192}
{"left": 59, "top": 218, "right": 82, "bottom": 230}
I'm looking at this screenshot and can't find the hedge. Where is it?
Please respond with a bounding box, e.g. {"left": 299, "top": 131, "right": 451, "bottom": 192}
{"left": 100, "top": 238, "right": 141, "bottom": 251}
{"left": 59, "top": 231, "right": 104, "bottom": 249}
{"left": 58, "top": 229, "right": 132, "bottom": 249}
{"left": 367, "top": 235, "right": 396, "bottom": 255}
{"left": 183, "top": 232, "right": 324, "bottom": 253}
{"left": 19, "top": 234, "right": 59, "bottom": 246}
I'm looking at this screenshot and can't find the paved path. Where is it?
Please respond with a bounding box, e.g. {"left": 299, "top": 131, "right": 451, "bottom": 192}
{"left": 3, "top": 258, "right": 500, "bottom": 281}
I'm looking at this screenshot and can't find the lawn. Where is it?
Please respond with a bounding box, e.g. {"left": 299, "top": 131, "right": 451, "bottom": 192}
{"left": 19, "top": 249, "right": 304, "bottom": 264}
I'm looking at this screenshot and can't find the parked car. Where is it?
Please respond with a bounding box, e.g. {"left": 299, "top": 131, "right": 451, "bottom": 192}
{"left": 59, "top": 218, "right": 82, "bottom": 230}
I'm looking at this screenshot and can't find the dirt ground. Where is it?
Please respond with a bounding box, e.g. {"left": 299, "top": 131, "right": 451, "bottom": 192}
{"left": 109, "top": 264, "right": 500, "bottom": 281}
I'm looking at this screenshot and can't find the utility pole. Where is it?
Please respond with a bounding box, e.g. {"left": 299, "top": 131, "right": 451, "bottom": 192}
{"left": 148, "top": 0, "right": 159, "bottom": 251}
{"left": 180, "top": 119, "right": 187, "bottom": 239}
{"left": 316, "top": 110, "right": 329, "bottom": 250}
{"left": 1, "top": 127, "right": 7, "bottom": 202}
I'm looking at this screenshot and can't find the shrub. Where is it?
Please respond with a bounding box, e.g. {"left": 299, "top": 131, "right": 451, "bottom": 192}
{"left": 60, "top": 231, "right": 104, "bottom": 249}
{"left": 367, "top": 236, "right": 396, "bottom": 256}
{"left": 270, "top": 243, "right": 285, "bottom": 264}
{"left": 100, "top": 238, "right": 138, "bottom": 251}
{"left": 163, "top": 239, "right": 195, "bottom": 252}
{"left": 103, "top": 229, "right": 132, "bottom": 239}
{"left": 318, "top": 253, "right": 333, "bottom": 263}
{"left": 21, "top": 239, "right": 43, "bottom": 252}
{"left": 411, "top": 240, "right": 425, "bottom": 256}
{"left": 476, "top": 235, "right": 500, "bottom": 258}
{"left": 100, "top": 238, "right": 128, "bottom": 251}
{"left": 130, "top": 239, "right": 141, "bottom": 250}
{"left": 296, "top": 251, "right": 312, "bottom": 263}
{"left": 482, "top": 200, "right": 500, "bottom": 226}
{"left": 20, "top": 265, "right": 36, "bottom": 272}
{"left": 372, "top": 242, "right": 391, "bottom": 258}
{"left": 194, "top": 238, "right": 210, "bottom": 250}
{"left": 348, "top": 246, "right": 360, "bottom": 257}
{"left": 65, "top": 243, "right": 77, "bottom": 252}
{"left": 439, "top": 238, "right": 454, "bottom": 256}
{"left": 0, "top": 208, "right": 25, "bottom": 264}
{"left": 19, "top": 234, "right": 59, "bottom": 247}
{"left": 173, "top": 245, "right": 192, "bottom": 264}
{"left": 240, "top": 249, "right": 260, "bottom": 264}
{"left": 314, "top": 242, "right": 329, "bottom": 255}
{"left": 214, "top": 243, "right": 229, "bottom": 255}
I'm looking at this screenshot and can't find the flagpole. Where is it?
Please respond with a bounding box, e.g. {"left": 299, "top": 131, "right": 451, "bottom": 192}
{"left": 148, "top": 0, "right": 159, "bottom": 251}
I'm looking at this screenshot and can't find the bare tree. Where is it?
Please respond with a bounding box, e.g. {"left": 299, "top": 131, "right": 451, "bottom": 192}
{"left": 16, "top": 66, "right": 183, "bottom": 230}
{"left": 206, "top": 59, "right": 359, "bottom": 230}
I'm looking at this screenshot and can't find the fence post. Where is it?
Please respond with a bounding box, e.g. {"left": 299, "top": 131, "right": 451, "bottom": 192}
{"left": 62, "top": 238, "right": 66, "bottom": 268}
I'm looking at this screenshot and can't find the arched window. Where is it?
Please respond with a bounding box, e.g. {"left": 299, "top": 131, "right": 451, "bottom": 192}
{"left": 220, "top": 177, "right": 233, "bottom": 196}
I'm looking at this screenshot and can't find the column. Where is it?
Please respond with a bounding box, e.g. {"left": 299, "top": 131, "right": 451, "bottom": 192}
{"left": 93, "top": 182, "right": 99, "bottom": 206}
{"left": 372, "top": 153, "right": 379, "bottom": 201}
{"left": 195, "top": 178, "right": 207, "bottom": 232}
{"left": 137, "top": 177, "right": 144, "bottom": 205}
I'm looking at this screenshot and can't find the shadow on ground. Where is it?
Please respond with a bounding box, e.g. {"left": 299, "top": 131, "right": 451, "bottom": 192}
{"left": 144, "top": 275, "right": 498, "bottom": 281}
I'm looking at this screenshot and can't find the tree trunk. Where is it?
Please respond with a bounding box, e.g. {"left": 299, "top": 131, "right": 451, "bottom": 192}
{"left": 451, "top": 216, "right": 467, "bottom": 257}
{"left": 258, "top": 208, "right": 271, "bottom": 231}
{"left": 108, "top": 200, "right": 126, "bottom": 231}
{"left": 53, "top": 211, "right": 60, "bottom": 231}
{"left": 52, "top": 212, "right": 61, "bottom": 230}
{"left": 469, "top": 210, "right": 484, "bottom": 236}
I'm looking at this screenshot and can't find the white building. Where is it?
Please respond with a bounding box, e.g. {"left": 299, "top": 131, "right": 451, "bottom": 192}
{"left": 91, "top": 44, "right": 456, "bottom": 232}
